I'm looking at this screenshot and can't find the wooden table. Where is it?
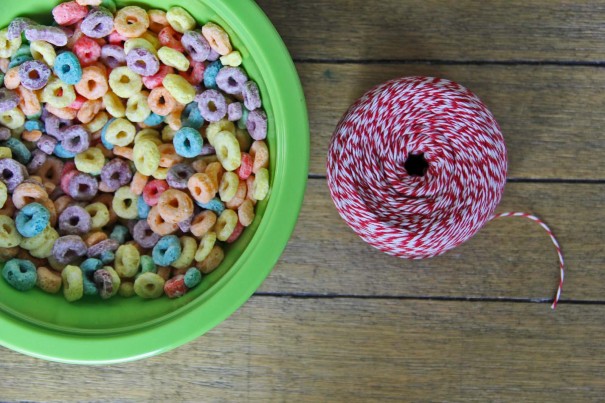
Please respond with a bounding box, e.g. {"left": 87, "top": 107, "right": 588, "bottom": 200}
{"left": 2, "top": 1, "right": 604, "bottom": 401}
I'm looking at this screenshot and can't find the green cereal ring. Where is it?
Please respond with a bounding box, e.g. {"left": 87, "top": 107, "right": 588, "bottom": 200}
{"left": 133, "top": 272, "right": 165, "bottom": 299}
{"left": 2, "top": 258, "right": 37, "bottom": 291}
{"left": 118, "top": 281, "right": 135, "bottom": 297}
{"left": 170, "top": 236, "right": 197, "bottom": 270}
{"left": 61, "top": 265, "right": 84, "bottom": 302}
{"left": 85, "top": 202, "right": 110, "bottom": 230}
{"left": 139, "top": 254, "right": 156, "bottom": 274}
{"left": 115, "top": 244, "right": 141, "bottom": 278}
{"left": 0, "top": 216, "right": 22, "bottom": 248}
{"left": 112, "top": 186, "right": 139, "bottom": 219}
{"left": 184, "top": 267, "right": 202, "bottom": 288}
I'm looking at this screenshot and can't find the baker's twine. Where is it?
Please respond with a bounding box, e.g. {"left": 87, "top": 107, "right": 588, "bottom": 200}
{"left": 327, "top": 77, "right": 564, "bottom": 309}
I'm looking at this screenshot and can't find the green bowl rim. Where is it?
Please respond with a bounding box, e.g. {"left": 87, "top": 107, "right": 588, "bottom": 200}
{"left": 0, "top": 0, "right": 309, "bottom": 364}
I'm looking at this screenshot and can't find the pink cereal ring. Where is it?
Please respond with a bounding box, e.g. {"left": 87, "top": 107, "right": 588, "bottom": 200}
{"left": 158, "top": 26, "right": 184, "bottom": 52}
{"left": 73, "top": 36, "right": 102, "bottom": 67}
{"left": 237, "top": 152, "right": 253, "bottom": 180}
{"left": 179, "top": 60, "right": 206, "bottom": 85}
{"left": 52, "top": 1, "right": 89, "bottom": 26}
{"left": 60, "top": 170, "right": 79, "bottom": 195}
{"left": 143, "top": 179, "right": 169, "bottom": 206}
{"left": 108, "top": 30, "right": 128, "bottom": 45}
{"left": 226, "top": 221, "right": 244, "bottom": 244}
{"left": 142, "top": 65, "right": 174, "bottom": 90}
{"left": 69, "top": 95, "right": 88, "bottom": 110}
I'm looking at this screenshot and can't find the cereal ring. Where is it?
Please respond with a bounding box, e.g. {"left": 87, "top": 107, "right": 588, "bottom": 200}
{"left": 15, "top": 202, "right": 50, "bottom": 238}
{"left": 190, "top": 210, "right": 216, "bottom": 238}
{"left": 125, "top": 91, "right": 151, "bottom": 123}
{"left": 67, "top": 172, "right": 98, "bottom": 201}
{"left": 18, "top": 87, "right": 42, "bottom": 119}
{"left": 246, "top": 109, "right": 268, "bottom": 141}
{"left": 81, "top": 7, "right": 114, "bottom": 38}
{"left": 58, "top": 205, "right": 91, "bottom": 235}
{"left": 220, "top": 51, "right": 242, "bottom": 67}
{"left": 36, "top": 157, "right": 62, "bottom": 185}
{"left": 214, "top": 130, "right": 242, "bottom": 171}
{"left": 181, "top": 101, "right": 204, "bottom": 129}
{"left": 196, "top": 89, "right": 227, "bottom": 122}
{"left": 237, "top": 152, "right": 253, "bottom": 180}
{"left": 3, "top": 67, "right": 21, "bottom": 90}
{"left": 61, "top": 125, "right": 90, "bottom": 154}
{"left": 171, "top": 236, "right": 196, "bottom": 270}
{"left": 2, "top": 258, "right": 37, "bottom": 291}
{"left": 163, "top": 274, "right": 187, "bottom": 298}
{"left": 158, "top": 46, "right": 190, "bottom": 72}
{"left": 238, "top": 199, "right": 255, "bottom": 227}
{"left": 201, "top": 22, "right": 232, "bottom": 56}
{"left": 158, "top": 143, "right": 183, "bottom": 168}
{"left": 183, "top": 267, "right": 201, "bottom": 288}
{"left": 205, "top": 161, "right": 224, "bottom": 190}
{"left": 147, "top": 86, "right": 177, "bottom": 116}
{"left": 77, "top": 99, "right": 103, "bottom": 124}
{"left": 142, "top": 64, "right": 173, "bottom": 90}
{"left": 157, "top": 189, "right": 193, "bottom": 224}
{"left": 197, "top": 197, "right": 226, "bottom": 216}
{"left": 187, "top": 172, "right": 217, "bottom": 204}
{"left": 0, "top": 107, "right": 25, "bottom": 129}
{"left": 0, "top": 88, "right": 20, "bottom": 113}
{"left": 75, "top": 147, "right": 104, "bottom": 175}
{"left": 162, "top": 73, "right": 195, "bottom": 105}
{"left": 152, "top": 167, "right": 169, "bottom": 180}
{"left": 166, "top": 163, "right": 195, "bottom": 189}
{"left": 164, "top": 102, "right": 185, "bottom": 130}
{"left": 85, "top": 202, "right": 110, "bottom": 230}
{"left": 53, "top": 235, "right": 87, "bottom": 264}
{"left": 0, "top": 28, "right": 22, "bottom": 58}
{"left": 182, "top": 30, "right": 211, "bottom": 62}
{"left": 134, "top": 272, "right": 165, "bottom": 299}
{"left": 84, "top": 111, "right": 109, "bottom": 133}
{"left": 140, "top": 254, "right": 156, "bottom": 274}
{"left": 84, "top": 231, "right": 108, "bottom": 248}
{"left": 216, "top": 67, "right": 247, "bottom": 95}
{"left": 95, "top": 267, "right": 119, "bottom": 299}
{"left": 114, "top": 6, "right": 150, "bottom": 38}
{"left": 112, "top": 186, "right": 139, "bottom": 219}
{"left": 41, "top": 76, "right": 76, "bottom": 108}
{"left": 100, "top": 158, "right": 132, "bottom": 192}
{"left": 115, "top": 244, "right": 140, "bottom": 278}
{"left": 109, "top": 66, "right": 143, "bottom": 98}
{"left": 100, "top": 44, "right": 126, "bottom": 69}
{"left": 249, "top": 140, "right": 270, "bottom": 174}
{"left": 36, "top": 266, "right": 62, "bottom": 294}
{"left": 243, "top": 81, "right": 262, "bottom": 111}
{"left": 173, "top": 127, "right": 203, "bottom": 158}
{"left": 3, "top": 137, "right": 31, "bottom": 164}
{"left": 73, "top": 36, "right": 102, "bottom": 67}
{"left": 152, "top": 234, "right": 181, "bottom": 266}
{"left": 133, "top": 139, "right": 160, "bottom": 175}
{"left": 196, "top": 245, "right": 224, "bottom": 274}
{"left": 87, "top": 238, "right": 119, "bottom": 259}
{"left": 62, "top": 265, "right": 84, "bottom": 302}
{"left": 52, "top": 1, "right": 88, "bottom": 26}
{"left": 81, "top": 257, "right": 102, "bottom": 295}
{"left": 104, "top": 118, "right": 136, "bottom": 146}
{"left": 53, "top": 51, "right": 82, "bottom": 84}
{"left": 128, "top": 171, "right": 148, "bottom": 197}
{"left": 158, "top": 26, "right": 184, "bottom": 52}
{"left": 228, "top": 102, "right": 243, "bottom": 122}
{"left": 219, "top": 171, "right": 239, "bottom": 202}
{"left": 226, "top": 221, "right": 244, "bottom": 243}
{"left": 12, "top": 181, "right": 48, "bottom": 209}
{"left": 103, "top": 91, "right": 126, "bottom": 118}
{"left": 215, "top": 208, "right": 238, "bottom": 241}
{"left": 194, "top": 231, "right": 216, "bottom": 263}
{"left": 146, "top": 205, "right": 178, "bottom": 236}
{"left": 252, "top": 167, "right": 270, "bottom": 200}
{"left": 148, "top": 9, "right": 168, "bottom": 33}
{"left": 75, "top": 66, "right": 108, "bottom": 100}
{"left": 126, "top": 47, "right": 160, "bottom": 77}
{"left": 0, "top": 158, "right": 28, "bottom": 192}
{"left": 166, "top": 6, "right": 195, "bottom": 33}
{"left": 0, "top": 147, "right": 10, "bottom": 159}
{"left": 18, "top": 60, "right": 51, "bottom": 90}
{"left": 30, "top": 40, "right": 56, "bottom": 67}
{"left": 142, "top": 178, "right": 168, "bottom": 206}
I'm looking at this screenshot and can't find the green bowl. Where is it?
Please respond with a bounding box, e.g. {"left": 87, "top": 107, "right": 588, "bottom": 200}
{"left": 0, "top": 0, "right": 308, "bottom": 364}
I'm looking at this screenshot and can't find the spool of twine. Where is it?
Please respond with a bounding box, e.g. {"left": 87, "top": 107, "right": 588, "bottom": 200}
{"left": 327, "top": 77, "right": 564, "bottom": 308}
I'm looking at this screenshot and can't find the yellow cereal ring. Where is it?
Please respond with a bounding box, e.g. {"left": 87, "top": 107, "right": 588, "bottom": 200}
{"left": 126, "top": 91, "right": 152, "bottom": 123}
{"left": 170, "top": 236, "right": 197, "bottom": 270}
{"left": 0, "top": 107, "right": 24, "bottom": 129}
{"left": 215, "top": 209, "right": 238, "bottom": 241}
{"left": 152, "top": 167, "right": 169, "bottom": 180}
{"left": 115, "top": 244, "right": 141, "bottom": 278}
{"left": 135, "top": 128, "right": 162, "bottom": 145}
{"left": 166, "top": 6, "right": 196, "bottom": 33}
{"left": 103, "top": 91, "right": 126, "bottom": 118}
{"left": 0, "top": 216, "right": 21, "bottom": 248}
{"left": 0, "top": 28, "right": 21, "bottom": 58}
{"left": 194, "top": 231, "right": 216, "bottom": 262}
{"left": 104, "top": 118, "right": 136, "bottom": 147}
{"left": 162, "top": 74, "right": 195, "bottom": 105}
{"left": 62, "top": 265, "right": 84, "bottom": 302}
{"left": 205, "top": 161, "right": 224, "bottom": 190}
{"left": 109, "top": 66, "right": 143, "bottom": 98}
{"left": 75, "top": 147, "right": 105, "bottom": 175}
{"left": 133, "top": 139, "right": 161, "bottom": 175}
{"left": 220, "top": 51, "right": 242, "bottom": 67}
{"left": 133, "top": 272, "right": 165, "bottom": 299}
{"left": 157, "top": 46, "right": 190, "bottom": 72}
{"left": 238, "top": 199, "right": 255, "bottom": 227}
{"left": 253, "top": 167, "right": 270, "bottom": 200}
{"left": 206, "top": 119, "right": 235, "bottom": 146}
{"left": 85, "top": 202, "right": 110, "bottom": 230}
{"left": 161, "top": 125, "right": 177, "bottom": 142}
{"left": 214, "top": 130, "right": 242, "bottom": 171}
{"left": 219, "top": 171, "right": 239, "bottom": 202}
{"left": 30, "top": 40, "right": 56, "bottom": 66}
{"left": 20, "top": 225, "right": 55, "bottom": 251}
{"left": 84, "top": 111, "right": 109, "bottom": 133}
{"left": 41, "top": 76, "right": 76, "bottom": 108}
{"left": 31, "top": 232, "right": 58, "bottom": 258}
{"left": 0, "top": 147, "right": 11, "bottom": 159}
{"left": 114, "top": 6, "right": 150, "bottom": 38}
{"left": 141, "top": 31, "right": 161, "bottom": 49}
{"left": 0, "top": 181, "right": 6, "bottom": 208}
{"left": 112, "top": 186, "right": 139, "bottom": 219}
{"left": 124, "top": 38, "right": 157, "bottom": 56}
{"left": 201, "top": 22, "right": 232, "bottom": 56}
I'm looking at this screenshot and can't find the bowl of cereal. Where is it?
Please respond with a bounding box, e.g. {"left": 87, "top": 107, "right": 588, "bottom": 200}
{"left": 0, "top": 0, "right": 308, "bottom": 364}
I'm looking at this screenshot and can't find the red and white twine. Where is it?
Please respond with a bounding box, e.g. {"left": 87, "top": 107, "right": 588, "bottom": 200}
{"left": 327, "top": 77, "right": 564, "bottom": 309}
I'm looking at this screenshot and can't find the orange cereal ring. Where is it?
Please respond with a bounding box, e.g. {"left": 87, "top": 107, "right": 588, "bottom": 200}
{"left": 225, "top": 179, "right": 247, "bottom": 209}
{"left": 130, "top": 171, "right": 148, "bottom": 195}
{"left": 158, "top": 143, "right": 183, "bottom": 168}
{"left": 191, "top": 159, "right": 207, "bottom": 173}
{"left": 75, "top": 66, "right": 108, "bottom": 100}
{"left": 148, "top": 9, "right": 168, "bottom": 33}
{"left": 238, "top": 199, "right": 255, "bottom": 227}
{"left": 113, "top": 146, "right": 134, "bottom": 160}
{"left": 147, "top": 205, "right": 178, "bottom": 235}
{"left": 53, "top": 195, "right": 75, "bottom": 216}
{"left": 0, "top": 197, "right": 15, "bottom": 217}
{"left": 190, "top": 210, "right": 216, "bottom": 238}
{"left": 0, "top": 246, "right": 19, "bottom": 262}
{"left": 36, "top": 158, "right": 63, "bottom": 185}
{"left": 157, "top": 266, "right": 171, "bottom": 281}
{"left": 22, "top": 130, "right": 42, "bottom": 142}
{"left": 205, "top": 161, "right": 224, "bottom": 190}
{"left": 148, "top": 86, "right": 177, "bottom": 116}
{"left": 0, "top": 58, "right": 9, "bottom": 74}
{"left": 115, "top": 6, "right": 150, "bottom": 38}
{"left": 39, "top": 196, "right": 57, "bottom": 227}
{"left": 164, "top": 102, "right": 184, "bottom": 130}
{"left": 12, "top": 182, "right": 49, "bottom": 209}
{"left": 4, "top": 67, "right": 20, "bottom": 89}
{"left": 45, "top": 105, "right": 78, "bottom": 120}
{"left": 195, "top": 245, "right": 224, "bottom": 274}
{"left": 250, "top": 140, "right": 269, "bottom": 173}
{"left": 77, "top": 99, "right": 103, "bottom": 124}
{"left": 246, "top": 175, "right": 257, "bottom": 205}
{"left": 187, "top": 172, "right": 217, "bottom": 204}
{"left": 157, "top": 189, "right": 193, "bottom": 224}
{"left": 84, "top": 231, "right": 108, "bottom": 247}
{"left": 15, "top": 87, "right": 41, "bottom": 117}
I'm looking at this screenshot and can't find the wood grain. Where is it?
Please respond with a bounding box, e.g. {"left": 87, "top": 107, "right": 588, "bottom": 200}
{"left": 1, "top": 298, "right": 604, "bottom": 401}
{"left": 261, "top": 180, "right": 605, "bottom": 301}
{"left": 258, "top": 0, "right": 605, "bottom": 62}
{"left": 297, "top": 63, "right": 605, "bottom": 178}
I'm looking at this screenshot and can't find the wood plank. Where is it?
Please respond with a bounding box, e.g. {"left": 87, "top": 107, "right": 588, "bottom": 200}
{"left": 298, "top": 63, "right": 605, "bottom": 178}
{"left": 1, "top": 298, "right": 604, "bottom": 401}
{"left": 260, "top": 180, "right": 605, "bottom": 301}
{"left": 258, "top": 0, "right": 605, "bottom": 62}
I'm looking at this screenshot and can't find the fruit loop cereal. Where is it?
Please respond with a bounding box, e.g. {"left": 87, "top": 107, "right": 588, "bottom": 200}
{"left": 0, "top": 1, "right": 270, "bottom": 302}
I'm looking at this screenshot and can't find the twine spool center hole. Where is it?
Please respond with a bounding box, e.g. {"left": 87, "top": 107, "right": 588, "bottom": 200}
{"left": 403, "top": 153, "right": 428, "bottom": 177}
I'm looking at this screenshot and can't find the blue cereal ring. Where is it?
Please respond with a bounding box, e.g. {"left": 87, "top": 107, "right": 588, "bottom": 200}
{"left": 14, "top": 44, "right": 31, "bottom": 58}
{"left": 203, "top": 60, "right": 222, "bottom": 90}
{"left": 24, "top": 119, "right": 44, "bottom": 132}
{"left": 143, "top": 112, "right": 164, "bottom": 127}
{"left": 237, "top": 107, "right": 249, "bottom": 130}
{"left": 2, "top": 137, "right": 31, "bottom": 164}
{"left": 53, "top": 142, "right": 76, "bottom": 158}
{"left": 110, "top": 224, "right": 129, "bottom": 244}
{"left": 184, "top": 267, "right": 202, "bottom": 288}
{"left": 181, "top": 102, "right": 204, "bottom": 129}
{"left": 196, "top": 197, "right": 225, "bottom": 216}
{"left": 152, "top": 235, "right": 182, "bottom": 266}
{"left": 2, "top": 258, "right": 37, "bottom": 291}
{"left": 81, "top": 257, "right": 102, "bottom": 296}
{"left": 9, "top": 54, "right": 33, "bottom": 69}
{"left": 15, "top": 202, "right": 50, "bottom": 237}
{"left": 173, "top": 127, "right": 203, "bottom": 158}
{"left": 54, "top": 51, "right": 83, "bottom": 85}
{"left": 100, "top": 118, "right": 116, "bottom": 150}
{"left": 137, "top": 195, "right": 151, "bottom": 219}
{"left": 100, "top": 250, "right": 115, "bottom": 264}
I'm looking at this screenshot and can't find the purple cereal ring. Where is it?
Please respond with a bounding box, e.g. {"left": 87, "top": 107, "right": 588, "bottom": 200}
{"left": 19, "top": 60, "right": 51, "bottom": 91}
{"left": 44, "top": 113, "right": 71, "bottom": 140}
{"left": 207, "top": 49, "right": 220, "bottom": 62}
{"left": 200, "top": 144, "right": 215, "bottom": 156}
{"left": 227, "top": 102, "right": 243, "bottom": 121}
{"left": 0, "top": 127, "right": 10, "bottom": 141}
{"left": 196, "top": 90, "right": 227, "bottom": 122}
{"left": 26, "top": 149, "right": 47, "bottom": 174}
{"left": 59, "top": 205, "right": 92, "bottom": 235}
{"left": 216, "top": 67, "right": 248, "bottom": 95}
{"left": 25, "top": 26, "right": 68, "bottom": 47}
{"left": 100, "top": 158, "right": 132, "bottom": 192}
{"left": 246, "top": 109, "right": 268, "bottom": 141}
{"left": 52, "top": 235, "right": 87, "bottom": 264}
{"left": 126, "top": 48, "right": 160, "bottom": 77}
{"left": 87, "top": 238, "right": 119, "bottom": 258}
{"left": 61, "top": 125, "right": 90, "bottom": 154}
{"left": 181, "top": 30, "right": 211, "bottom": 62}
{"left": 0, "top": 88, "right": 20, "bottom": 113}
{"left": 177, "top": 213, "right": 194, "bottom": 233}
{"left": 7, "top": 17, "right": 37, "bottom": 40}
{"left": 243, "top": 80, "right": 262, "bottom": 111}
{"left": 132, "top": 219, "right": 161, "bottom": 249}
{"left": 166, "top": 163, "right": 195, "bottom": 189}
{"left": 67, "top": 172, "right": 98, "bottom": 201}
{"left": 37, "top": 135, "right": 58, "bottom": 155}
{"left": 100, "top": 45, "right": 126, "bottom": 69}
{"left": 0, "top": 158, "right": 28, "bottom": 192}
{"left": 80, "top": 7, "right": 114, "bottom": 39}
